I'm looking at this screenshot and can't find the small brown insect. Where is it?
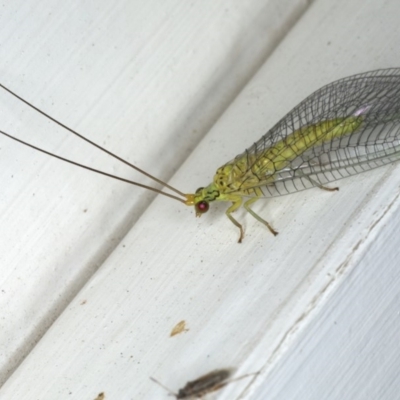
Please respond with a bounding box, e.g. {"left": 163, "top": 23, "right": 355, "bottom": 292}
{"left": 150, "top": 368, "right": 256, "bottom": 399}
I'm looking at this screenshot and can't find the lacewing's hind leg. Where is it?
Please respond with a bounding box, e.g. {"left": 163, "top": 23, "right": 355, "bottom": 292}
{"left": 318, "top": 184, "right": 339, "bottom": 192}
{"left": 297, "top": 169, "right": 339, "bottom": 192}
{"left": 243, "top": 197, "right": 278, "bottom": 237}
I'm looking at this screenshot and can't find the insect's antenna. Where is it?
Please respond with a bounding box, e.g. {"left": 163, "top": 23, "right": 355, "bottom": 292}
{"left": 149, "top": 377, "right": 177, "bottom": 397}
{"left": 0, "top": 82, "right": 186, "bottom": 198}
{"left": 0, "top": 128, "right": 186, "bottom": 204}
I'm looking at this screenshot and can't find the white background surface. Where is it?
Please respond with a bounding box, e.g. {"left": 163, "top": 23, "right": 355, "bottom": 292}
{"left": 0, "top": 0, "right": 399, "bottom": 399}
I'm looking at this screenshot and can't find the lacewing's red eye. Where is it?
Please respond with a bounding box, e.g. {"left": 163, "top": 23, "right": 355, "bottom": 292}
{"left": 196, "top": 201, "right": 209, "bottom": 213}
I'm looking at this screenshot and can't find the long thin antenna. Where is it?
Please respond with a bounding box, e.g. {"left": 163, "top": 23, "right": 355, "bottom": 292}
{"left": 149, "top": 377, "right": 177, "bottom": 397}
{"left": 0, "top": 82, "right": 186, "bottom": 197}
{"left": 0, "top": 128, "right": 186, "bottom": 204}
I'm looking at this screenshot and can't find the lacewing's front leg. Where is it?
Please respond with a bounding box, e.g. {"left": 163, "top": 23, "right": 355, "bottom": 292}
{"left": 225, "top": 195, "right": 245, "bottom": 243}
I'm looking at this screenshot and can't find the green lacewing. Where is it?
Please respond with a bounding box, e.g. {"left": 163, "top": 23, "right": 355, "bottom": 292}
{"left": 1, "top": 68, "right": 400, "bottom": 242}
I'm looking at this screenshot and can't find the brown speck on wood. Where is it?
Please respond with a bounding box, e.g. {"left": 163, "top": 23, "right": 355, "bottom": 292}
{"left": 170, "top": 320, "right": 188, "bottom": 337}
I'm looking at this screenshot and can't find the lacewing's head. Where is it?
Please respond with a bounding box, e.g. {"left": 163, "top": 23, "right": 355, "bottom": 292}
{"left": 194, "top": 192, "right": 210, "bottom": 217}
{"left": 184, "top": 184, "right": 220, "bottom": 217}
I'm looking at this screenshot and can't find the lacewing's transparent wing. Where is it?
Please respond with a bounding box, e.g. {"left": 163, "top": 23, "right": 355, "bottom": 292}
{"left": 229, "top": 68, "right": 400, "bottom": 198}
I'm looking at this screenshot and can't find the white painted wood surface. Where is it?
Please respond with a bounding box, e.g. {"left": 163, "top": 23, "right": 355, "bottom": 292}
{"left": 252, "top": 201, "right": 400, "bottom": 399}
{"left": 0, "top": 0, "right": 399, "bottom": 399}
